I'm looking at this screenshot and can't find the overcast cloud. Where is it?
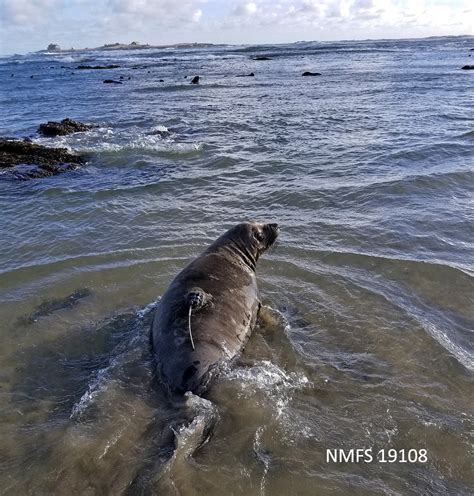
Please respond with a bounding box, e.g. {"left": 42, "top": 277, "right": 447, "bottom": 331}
{"left": 0, "top": 0, "right": 472, "bottom": 55}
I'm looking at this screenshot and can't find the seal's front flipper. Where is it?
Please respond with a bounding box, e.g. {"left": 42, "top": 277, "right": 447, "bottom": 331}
{"left": 257, "top": 304, "right": 282, "bottom": 333}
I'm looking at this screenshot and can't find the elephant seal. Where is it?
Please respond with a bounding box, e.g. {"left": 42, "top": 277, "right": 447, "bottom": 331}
{"left": 151, "top": 221, "right": 279, "bottom": 395}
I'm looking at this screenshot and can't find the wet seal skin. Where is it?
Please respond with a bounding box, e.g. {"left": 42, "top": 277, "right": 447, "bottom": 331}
{"left": 151, "top": 221, "right": 279, "bottom": 395}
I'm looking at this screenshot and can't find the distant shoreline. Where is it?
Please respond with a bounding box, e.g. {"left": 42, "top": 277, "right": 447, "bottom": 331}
{"left": 1, "top": 34, "right": 471, "bottom": 58}
{"left": 35, "top": 42, "right": 223, "bottom": 54}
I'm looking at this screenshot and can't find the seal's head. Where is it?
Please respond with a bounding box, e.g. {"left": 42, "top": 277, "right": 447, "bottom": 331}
{"left": 210, "top": 221, "right": 279, "bottom": 270}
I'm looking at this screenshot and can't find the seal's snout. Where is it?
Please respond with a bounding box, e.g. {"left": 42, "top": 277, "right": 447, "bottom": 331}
{"left": 267, "top": 222, "right": 280, "bottom": 235}
{"left": 265, "top": 222, "right": 280, "bottom": 249}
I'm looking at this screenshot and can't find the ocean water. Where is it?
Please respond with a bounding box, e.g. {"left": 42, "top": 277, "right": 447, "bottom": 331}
{"left": 0, "top": 37, "right": 473, "bottom": 495}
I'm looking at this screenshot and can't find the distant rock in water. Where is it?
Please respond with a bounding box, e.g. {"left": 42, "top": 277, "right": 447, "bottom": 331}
{"left": 461, "top": 65, "right": 474, "bottom": 70}
{"left": 147, "top": 127, "right": 171, "bottom": 138}
{"left": 253, "top": 56, "right": 272, "bottom": 61}
{"left": 0, "top": 138, "right": 84, "bottom": 180}
{"left": 236, "top": 72, "right": 255, "bottom": 77}
{"left": 191, "top": 76, "right": 200, "bottom": 84}
{"left": 26, "top": 288, "right": 92, "bottom": 323}
{"left": 76, "top": 64, "right": 120, "bottom": 70}
{"left": 302, "top": 71, "right": 322, "bottom": 76}
{"left": 38, "top": 118, "right": 96, "bottom": 137}
{"left": 103, "top": 79, "right": 123, "bottom": 84}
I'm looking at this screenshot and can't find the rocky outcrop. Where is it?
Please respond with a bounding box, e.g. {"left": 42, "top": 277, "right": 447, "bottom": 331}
{"left": 461, "top": 65, "right": 474, "bottom": 70}
{"left": 38, "top": 118, "right": 96, "bottom": 137}
{"left": 103, "top": 79, "right": 123, "bottom": 84}
{"left": 191, "top": 76, "right": 200, "bottom": 84}
{"left": 302, "top": 71, "right": 322, "bottom": 76}
{"left": 0, "top": 138, "right": 84, "bottom": 179}
{"left": 253, "top": 56, "right": 272, "bottom": 60}
{"left": 76, "top": 64, "right": 120, "bottom": 70}
{"left": 236, "top": 72, "right": 255, "bottom": 77}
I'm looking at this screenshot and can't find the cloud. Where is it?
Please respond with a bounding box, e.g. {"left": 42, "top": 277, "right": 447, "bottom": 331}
{"left": 1, "top": 0, "right": 61, "bottom": 25}
{"left": 0, "top": 0, "right": 472, "bottom": 55}
{"left": 107, "top": 0, "right": 205, "bottom": 23}
{"left": 234, "top": 2, "right": 258, "bottom": 16}
{"left": 227, "top": 0, "right": 473, "bottom": 33}
{"left": 192, "top": 8, "right": 203, "bottom": 22}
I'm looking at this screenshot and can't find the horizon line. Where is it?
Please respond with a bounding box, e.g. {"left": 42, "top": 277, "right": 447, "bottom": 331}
{"left": 1, "top": 33, "right": 473, "bottom": 58}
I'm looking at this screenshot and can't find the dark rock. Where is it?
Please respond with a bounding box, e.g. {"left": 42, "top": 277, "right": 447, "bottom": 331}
{"left": 147, "top": 127, "right": 171, "bottom": 138}
{"left": 0, "top": 138, "right": 84, "bottom": 179}
{"left": 38, "top": 118, "right": 96, "bottom": 137}
{"left": 236, "top": 72, "right": 255, "bottom": 77}
{"left": 184, "top": 75, "right": 188, "bottom": 78}
{"left": 254, "top": 56, "right": 272, "bottom": 60}
{"left": 191, "top": 76, "right": 200, "bottom": 84}
{"left": 76, "top": 64, "right": 120, "bottom": 70}
{"left": 302, "top": 71, "right": 322, "bottom": 76}
{"left": 103, "top": 79, "right": 123, "bottom": 84}
{"left": 159, "top": 79, "right": 164, "bottom": 82}
{"left": 461, "top": 65, "right": 474, "bottom": 70}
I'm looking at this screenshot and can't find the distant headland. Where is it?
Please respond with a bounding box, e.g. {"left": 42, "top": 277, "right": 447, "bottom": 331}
{"left": 37, "top": 41, "right": 219, "bottom": 54}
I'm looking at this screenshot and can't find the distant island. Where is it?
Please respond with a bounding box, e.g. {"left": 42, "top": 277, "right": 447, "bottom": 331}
{"left": 37, "top": 41, "right": 219, "bottom": 54}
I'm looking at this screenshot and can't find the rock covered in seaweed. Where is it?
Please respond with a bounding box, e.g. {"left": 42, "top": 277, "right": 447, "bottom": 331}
{"left": 38, "top": 118, "right": 97, "bottom": 137}
{"left": 0, "top": 138, "right": 84, "bottom": 179}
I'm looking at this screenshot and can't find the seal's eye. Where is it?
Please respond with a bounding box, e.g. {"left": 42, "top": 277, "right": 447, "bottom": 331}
{"left": 253, "top": 230, "right": 265, "bottom": 242}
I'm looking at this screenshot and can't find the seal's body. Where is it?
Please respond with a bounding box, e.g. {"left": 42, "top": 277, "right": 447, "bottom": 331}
{"left": 151, "top": 222, "right": 279, "bottom": 395}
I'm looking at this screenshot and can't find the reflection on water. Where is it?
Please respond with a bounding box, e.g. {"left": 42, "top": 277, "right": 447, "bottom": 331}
{"left": 0, "top": 36, "right": 473, "bottom": 495}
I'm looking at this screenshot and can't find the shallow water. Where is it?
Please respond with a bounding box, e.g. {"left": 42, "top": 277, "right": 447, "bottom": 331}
{"left": 0, "top": 37, "right": 473, "bottom": 495}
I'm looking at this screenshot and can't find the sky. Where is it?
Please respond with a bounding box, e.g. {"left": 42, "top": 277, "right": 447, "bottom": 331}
{"left": 0, "top": 0, "right": 472, "bottom": 55}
